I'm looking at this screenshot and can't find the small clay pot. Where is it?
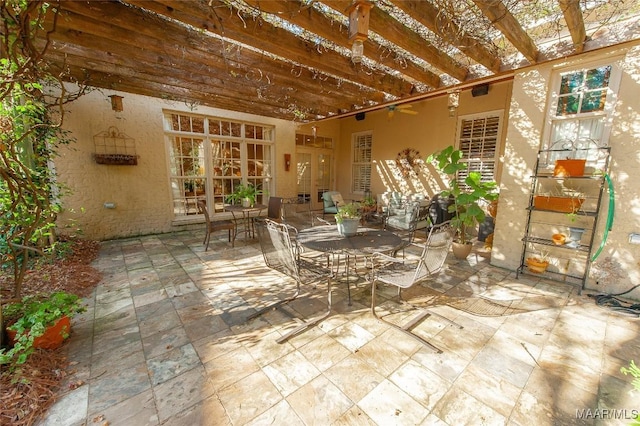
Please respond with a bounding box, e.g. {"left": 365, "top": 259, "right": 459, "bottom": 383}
{"left": 552, "top": 233, "right": 566, "bottom": 245}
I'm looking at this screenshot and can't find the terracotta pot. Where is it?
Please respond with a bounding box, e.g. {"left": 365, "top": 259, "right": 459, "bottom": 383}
{"left": 7, "top": 315, "right": 71, "bottom": 350}
{"left": 452, "top": 241, "right": 473, "bottom": 259}
{"left": 554, "top": 159, "right": 586, "bottom": 177}
{"left": 551, "top": 233, "right": 566, "bottom": 245}
{"left": 533, "top": 196, "right": 585, "bottom": 213}
{"left": 526, "top": 257, "right": 549, "bottom": 273}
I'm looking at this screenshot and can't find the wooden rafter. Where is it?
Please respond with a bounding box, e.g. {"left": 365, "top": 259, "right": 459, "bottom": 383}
{"left": 123, "top": 0, "right": 415, "bottom": 96}
{"left": 322, "top": 0, "right": 468, "bottom": 82}
{"left": 242, "top": 0, "right": 441, "bottom": 88}
{"left": 472, "top": 0, "right": 539, "bottom": 64}
{"left": 388, "top": 0, "right": 501, "bottom": 73}
{"left": 559, "top": 0, "right": 587, "bottom": 53}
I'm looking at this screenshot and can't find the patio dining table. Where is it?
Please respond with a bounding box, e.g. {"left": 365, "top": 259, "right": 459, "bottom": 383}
{"left": 296, "top": 225, "right": 402, "bottom": 304}
{"left": 225, "top": 204, "right": 266, "bottom": 240}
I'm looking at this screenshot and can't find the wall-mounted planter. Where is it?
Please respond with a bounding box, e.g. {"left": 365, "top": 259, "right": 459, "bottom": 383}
{"left": 94, "top": 153, "right": 138, "bottom": 165}
{"left": 533, "top": 196, "right": 584, "bottom": 213}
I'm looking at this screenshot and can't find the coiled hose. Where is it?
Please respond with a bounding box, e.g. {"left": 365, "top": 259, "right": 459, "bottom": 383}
{"left": 591, "top": 173, "right": 614, "bottom": 262}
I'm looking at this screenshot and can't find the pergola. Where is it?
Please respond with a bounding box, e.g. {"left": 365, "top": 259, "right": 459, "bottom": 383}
{"left": 40, "top": 0, "right": 639, "bottom": 122}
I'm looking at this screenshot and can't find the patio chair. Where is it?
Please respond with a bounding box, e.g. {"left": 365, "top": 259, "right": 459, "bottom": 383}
{"left": 370, "top": 220, "right": 461, "bottom": 353}
{"left": 267, "top": 196, "right": 284, "bottom": 222}
{"left": 250, "top": 218, "right": 334, "bottom": 343}
{"left": 197, "top": 201, "right": 236, "bottom": 251}
{"left": 322, "top": 191, "right": 342, "bottom": 219}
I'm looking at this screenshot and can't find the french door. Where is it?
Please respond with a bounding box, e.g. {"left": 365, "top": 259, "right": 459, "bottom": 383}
{"left": 296, "top": 147, "right": 334, "bottom": 212}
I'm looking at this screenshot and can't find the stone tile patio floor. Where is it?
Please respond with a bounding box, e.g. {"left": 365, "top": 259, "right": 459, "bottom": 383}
{"left": 38, "top": 227, "right": 639, "bottom": 426}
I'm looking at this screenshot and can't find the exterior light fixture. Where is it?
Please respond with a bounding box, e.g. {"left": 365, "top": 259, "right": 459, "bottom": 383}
{"left": 347, "top": 1, "right": 372, "bottom": 63}
{"left": 447, "top": 91, "right": 460, "bottom": 117}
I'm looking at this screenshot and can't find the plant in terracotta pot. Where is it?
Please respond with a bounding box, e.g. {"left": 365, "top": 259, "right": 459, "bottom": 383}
{"left": 1, "top": 291, "right": 85, "bottom": 366}
{"left": 429, "top": 146, "right": 499, "bottom": 258}
{"left": 335, "top": 202, "right": 361, "bottom": 237}
{"left": 526, "top": 250, "right": 550, "bottom": 273}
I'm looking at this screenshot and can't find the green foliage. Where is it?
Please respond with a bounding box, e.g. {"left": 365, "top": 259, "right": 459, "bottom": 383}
{"left": 335, "top": 202, "right": 360, "bottom": 224}
{"left": 0, "top": 1, "right": 88, "bottom": 297}
{"left": 428, "top": 145, "right": 499, "bottom": 244}
{"left": 621, "top": 360, "right": 640, "bottom": 425}
{"left": 1, "top": 292, "right": 85, "bottom": 367}
{"left": 225, "top": 183, "right": 262, "bottom": 206}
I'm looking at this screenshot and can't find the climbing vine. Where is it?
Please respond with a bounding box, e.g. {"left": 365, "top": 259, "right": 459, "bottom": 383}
{"left": 0, "top": 0, "right": 88, "bottom": 299}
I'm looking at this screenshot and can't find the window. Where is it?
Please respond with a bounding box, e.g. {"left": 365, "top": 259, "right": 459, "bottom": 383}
{"left": 352, "top": 132, "right": 372, "bottom": 194}
{"left": 165, "top": 112, "right": 274, "bottom": 219}
{"left": 544, "top": 61, "right": 620, "bottom": 165}
{"left": 456, "top": 112, "right": 502, "bottom": 189}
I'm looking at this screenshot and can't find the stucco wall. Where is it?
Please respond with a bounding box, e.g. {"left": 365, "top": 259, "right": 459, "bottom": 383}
{"left": 55, "top": 87, "right": 298, "bottom": 241}
{"left": 333, "top": 80, "right": 512, "bottom": 201}
{"left": 492, "top": 41, "right": 640, "bottom": 298}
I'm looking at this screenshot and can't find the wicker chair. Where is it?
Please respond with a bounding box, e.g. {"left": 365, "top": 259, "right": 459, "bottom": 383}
{"left": 370, "top": 221, "right": 461, "bottom": 353}
{"left": 251, "top": 218, "right": 334, "bottom": 343}
{"left": 197, "top": 201, "right": 236, "bottom": 251}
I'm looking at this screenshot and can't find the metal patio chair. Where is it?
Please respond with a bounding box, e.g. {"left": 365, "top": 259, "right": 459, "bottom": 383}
{"left": 250, "top": 218, "right": 334, "bottom": 343}
{"left": 370, "top": 220, "right": 462, "bottom": 353}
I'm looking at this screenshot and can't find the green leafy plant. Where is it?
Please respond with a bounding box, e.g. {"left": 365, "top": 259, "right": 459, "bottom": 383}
{"left": 1, "top": 1, "right": 89, "bottom": 301}
{"left": 225, "top": 183, "right": 262, "bottom": 206}
{"left": 428, "top": 146, "right": 499, "bottom": 245}
{"left": 621, "top": 360, "right": 640, "bottom": 426}
{"left": 335, "top": 202, "right": 361, "bottom": 224}
{"left": 1, "top": 292, "right": 85, "bottom": 367}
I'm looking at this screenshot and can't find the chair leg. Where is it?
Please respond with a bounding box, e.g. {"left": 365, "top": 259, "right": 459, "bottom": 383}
{"left": 247, "top": 287, "right": 301, "bottom": 321}
{"left": 276, "top": 277, "right": 333, "bottom": 344}
{"left": 204, "top": 231, "right": 211, "bottom": 252}
{"left": 370, "top": 280, "right": 451, "bottom": 354}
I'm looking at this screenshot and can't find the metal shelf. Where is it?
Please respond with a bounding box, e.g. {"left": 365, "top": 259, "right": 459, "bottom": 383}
{"left": 517, "top": 146, "right": 611, "bottom": 293}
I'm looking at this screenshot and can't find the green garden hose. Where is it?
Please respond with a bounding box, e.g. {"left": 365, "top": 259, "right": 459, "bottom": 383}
{"left": 591, "top": 173, "right": 614, "bottom": 262}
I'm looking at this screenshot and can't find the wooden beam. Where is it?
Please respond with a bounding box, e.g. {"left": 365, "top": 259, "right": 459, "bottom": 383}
{"left": 44, "top": 18, "right": 361, "bottom": 111}
{"left": 43, "top": 45, "right": 344, "bottom": 118}
{"left": 242, "top": 0, "right": 441, "bottom": 88}
{"left": 559, "top": 0, "right": 586, "bottom": 53}
{"left": 472, "top": 0, "right": 539, "bottom": 64}
{"left": 121, "top": 0, "right": 416, "bottom": 97}
{"left": 321, "top": 0, "right": 468, "bottom": 82}
{"left": 51, "top": 2, "right": 385, "bottom": 116}
{"left": 388, "top": 0, "right": 501, "bottom": 73}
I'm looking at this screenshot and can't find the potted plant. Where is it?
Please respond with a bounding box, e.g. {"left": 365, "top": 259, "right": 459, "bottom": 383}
{"left": 429, "top": 146, "right": 499, "bottom": 259}
{"left": 526, "top": 250, "right": 550, "bottom": 273}
{"left": 1, "top": 291, "right": 86, "bottom": 366}
{"left": 335, "top": 202, "right": 361, "bottom": 237}
{"left": 225, "top": 183, "right": 262, "bottom": 208}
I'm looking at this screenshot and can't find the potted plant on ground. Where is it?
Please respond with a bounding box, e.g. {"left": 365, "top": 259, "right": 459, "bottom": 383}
{"left": 429, "top": 146, "right": 499, "bottom": 259}
{"left": 1, "top": 291, "right": 86, "bottom": 366}
{"left": 225, "top": 183, "right": 262, "bottom": 208}
{"left": 335, "top": 202, "right": 361, "bottom": 237}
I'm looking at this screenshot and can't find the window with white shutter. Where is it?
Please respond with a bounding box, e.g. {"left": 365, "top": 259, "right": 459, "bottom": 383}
{"left": 352, "top": 132, "right": 372, "bottom": 194}
{"left": 456, "top": 112, "right": 502, "bottom": 190}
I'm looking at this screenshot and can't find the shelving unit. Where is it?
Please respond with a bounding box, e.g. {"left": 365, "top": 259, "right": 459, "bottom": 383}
{"left": 516, "top": 141, "right": 611, "bottom": 291}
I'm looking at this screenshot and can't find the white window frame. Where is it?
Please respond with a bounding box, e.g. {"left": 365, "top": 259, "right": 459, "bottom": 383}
{"left": 542, "top": 59, "right": 621, "bottom": 161}
{"left": 163, "top": 111, "right": 275, "bottom": 220}
{"left": 351, "top": 131, "right": 372, "bottom": 195}
{"left": 455, "top": 110, "right": 503, "bottom": 189}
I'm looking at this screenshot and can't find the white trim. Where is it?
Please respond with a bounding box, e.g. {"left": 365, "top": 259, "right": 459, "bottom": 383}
{"left": 542, "top": 57, "right": 623, "bottom": 149}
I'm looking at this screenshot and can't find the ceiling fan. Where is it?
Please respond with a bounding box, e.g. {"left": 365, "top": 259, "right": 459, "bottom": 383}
{"left": 387, "top": 104, "right": 418, "bottom": 118}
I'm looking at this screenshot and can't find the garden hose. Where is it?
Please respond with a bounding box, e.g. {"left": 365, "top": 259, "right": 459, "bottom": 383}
{"left": 591, "top": 173, "right": 614, "bottom": 262}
